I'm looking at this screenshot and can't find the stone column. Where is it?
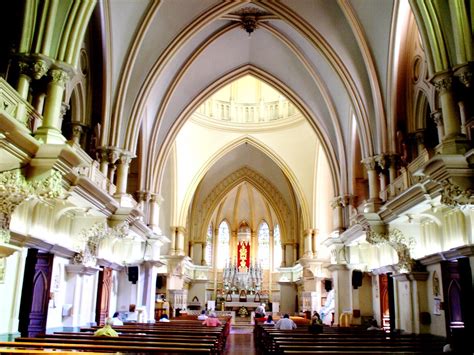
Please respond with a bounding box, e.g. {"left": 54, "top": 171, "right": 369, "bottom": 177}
{"left": 251, "top": 231, "right": 257, "bottom": 262}
{"left": 35, "top": 68, "right": 69, "bottom": 144}
{"left": 361, "top": 156, "right": 381, "bottom": 211}
{"left": 231, "top": 230, "right": 238, "bottom": 261}
{"left": 149, "top": 194, "right": 164, "bottom": 234}
{"left": 303, "top": 229, "right": 313, "bottom": 257}
{"left": 115, "top": 152, "right": 133, "bottom": 196}
{"left": 331, "top": 197, "right": 344, "bottom": 234}
{"left": 17, "top": 61, "right": 32, "bottom": 100}
{"left": 311, "top": 229, "right": 318, "bottom": 258}
{"left": 328, "top": 264, "right": 351, "bottom": 326}
{"left": 376, "top": 154, "right": 389, "bottom": 201}
{"left": 96, "top": 147, "right": 109, "bottom": 177}
{"left": 107, "top": 148, "right": 120, "bottom": 184}
{"left": 431, "top": 110, "right": 445, "bottom": 142}
{"left": 142, "top": 262, "right": 159, "bottom": 322}
{"left": 174, "top": 227, "right": 186, "bottom": 256}
{"left": 414, "top": 131, "right": 426, "bottom": 155}
{"left": 388, "top": 155, "right": 399, "bottom": 198}
{"left": 432, "top": 73, "right": 469, "bottom": 153}
{"left": 170, "top": 227, "right": 177, "bottom": 256}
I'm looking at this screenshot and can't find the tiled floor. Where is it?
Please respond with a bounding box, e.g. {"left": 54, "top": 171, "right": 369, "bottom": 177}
{"left": 225, "top": 326, "right": 256, "bottom": 355}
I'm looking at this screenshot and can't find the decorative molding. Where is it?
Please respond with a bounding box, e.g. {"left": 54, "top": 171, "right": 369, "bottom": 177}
{"left": 65, "top": 263, "right": 100, "bottom": 275}
{"left": 366, "top": 228, "right": 415, "bottom": 272}
{"left": 0, "top": 169, "right": 63, "bottom": 243}
{"left": 438, "top": 179, "right": 474, "bottom": 207}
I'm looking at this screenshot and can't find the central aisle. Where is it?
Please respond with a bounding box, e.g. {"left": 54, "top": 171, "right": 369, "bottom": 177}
{"left": 225, "top": 325, "right": 256, "bottom": 355}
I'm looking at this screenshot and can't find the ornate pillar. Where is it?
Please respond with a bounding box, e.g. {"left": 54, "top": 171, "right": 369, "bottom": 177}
{"left": 331, "top": 197, "right": 344, "bottom": 234}
{"left": 311, "top": 229, "right": 318, "bottom": 258}
{"left": 432, "top": 73, "right": 469, "bottom": 153}
{"left": 173, "top": 226, "right": 186, "bottom": 256}
{"left": 303, "top": 229, "right": 313, "bottom": 257}
{"left": 35, "top": 68, "right": 70, "bottom": 144}
{"left": 107, "top": 148, "right": 120, "bottom": 184}
{"left": 149, "top": 194, "right": 164, "bottom": 234}
{"left": 17, "top": 61, "right": 32, "bottom": 100}
{"left": 431, "top": 110, "right": 445, "bottom": 142}
{"left": 115, "top": 151, "right": 134, "bottom": 196}
{"left": 361, "top": 156, "right": 381, "bottom": 211}
{"left": 328, "top": 264, "right": 351, "bottom": 326}
{"left": 96, "top": 147, "right": 109, "bottom": 177}
{"left": 251, "top": 231, "right": 257, "bottom": 262}
{"left": 231, "top": 230, "right": 238, "bottom": 261}
{"left": 388, "top": 155, "right": 399, "bottom": 198}
{"left": 376, "top": 154, "right": 389, "bottom": 201}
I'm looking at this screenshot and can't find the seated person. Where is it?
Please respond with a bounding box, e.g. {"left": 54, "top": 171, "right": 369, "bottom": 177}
{"left": 263, "top": 315, "right": 275, "bottom": 325}
{"left": 202, "top": 312, "right": 222, "bottom": 327}
{"left": 111, "top": 311, "right": 123, "bottom": 326}
{"left": 275, "top": 314, "right": 297, "bottom": 330}
{"left": 309, "top": 311, "right": 323, "bottom": 333}
{"left": 159, "top": 314, "right": 170, "bottom": 322}
{"left": 197, "top": 310, "right": 208, "bottom": 320}
{"left": 255, "top": 303, "right": 265, "bottom": 318}
{"left": 94, "top": 317, "right": 118, "bottom": 337}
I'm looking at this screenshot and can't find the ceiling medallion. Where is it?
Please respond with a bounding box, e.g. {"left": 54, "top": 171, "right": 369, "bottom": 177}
{"left": 233, "top": 7, "right": 270, "bottom": 36}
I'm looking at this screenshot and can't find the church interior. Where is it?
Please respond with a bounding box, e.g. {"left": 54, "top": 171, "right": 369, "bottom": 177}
{"left": 0, "top": 0, "right": 473, "bottom": 352}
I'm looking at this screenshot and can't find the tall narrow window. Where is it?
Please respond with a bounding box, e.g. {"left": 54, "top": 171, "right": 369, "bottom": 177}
{"left": 273, "top": 224, "right": 282, "bottom": 269}
{"left": 205, "top": 222, "right": 213, "bottom": 265}
{"left": 217, "top": 221, "right": 230, "bottom": 268}
{"left": 258, "top": 221, "right": 270, "bottom": 269}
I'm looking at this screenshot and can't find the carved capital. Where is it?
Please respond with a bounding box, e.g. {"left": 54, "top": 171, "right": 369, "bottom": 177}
{"left": 18, "top": 61, "right": 31, "bottom": 77}
{"left": 388, "top": 154, "right": 399, "bottom": 169}
{"left": 361, "top": 156, "right": 377, "bottom": 171}
{"left": 31, "top": 59, "right": 49, "bottom": 80}
{"left": 433, "top": 74, "right": 453, "bottom": 93}
{"left": 430, "top": 110, "right": 443, "bottom": 126}
{"left": 330, "top": 196, "right": 344, "bottom": 209}
{"left": 454, "top": 64, "right": 473, "bottom": 88}
{"left": 150, "top": 193, "right": 164, "bottom": 205}
{"left": 375, "top": 154, "right": 389, "bottom": 170}
{"left": 107, "top": 148, "right": 120, "bottom": 165}
{"left": 49, "top": 69, "right": 69, "bottom": 86}
{"left": 118, "top": 152, "right": 133, "bottom": 166}
{"left": 96, "top": 147, "right": 109, "bottom": 163}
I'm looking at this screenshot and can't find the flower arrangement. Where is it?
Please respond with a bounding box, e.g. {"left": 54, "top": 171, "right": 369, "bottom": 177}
{"left": 238, "top": 306, "right": 249, "bottom": 317}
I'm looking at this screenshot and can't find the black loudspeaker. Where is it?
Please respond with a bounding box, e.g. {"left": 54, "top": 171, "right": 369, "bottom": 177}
{"left": 324, "top": 279, "right": 332, "bottom": 292}
{"left": 352, "top": 270, "right": 363, "bottom": 289}
{"left": 128, "top": 266, "right": 139, "bottom": 284}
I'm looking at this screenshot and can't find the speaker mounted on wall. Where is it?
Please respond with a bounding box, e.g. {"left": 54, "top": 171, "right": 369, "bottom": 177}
{"left": 324, "top": 279, "right": 332, "bottom": 292}
{"left": 352, "top": 269, "right": 363, "bottom": 289}
{"left": 128, "top": 266, "right": 139, "bottom": 284}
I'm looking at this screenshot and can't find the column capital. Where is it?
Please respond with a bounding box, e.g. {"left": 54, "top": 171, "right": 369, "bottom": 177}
{"left": 361, "top": 156, "right": 377, "bottom": 170}
{"left": 330, "top": 196, "right": 344, "bottom": 209}
{"left": 18, "top": 61, "right": 31, "bottom": 77}
{"left": 387, "top": 154, "right": 399, "bottom": 167}
{"left": 150, "top": 193, "right": 164, "bottom": 205}
{"left": 107, "top": 147, "right": 120, "bottom": 164}
{"left": 432, "top": 72, "right": 453, "bottom": 93}
{"left": 49, "top": 68, "right": 69, "bottom": 87}
{"left": 454, "top": 63, "right": 473, "bottom": 88}
{"left": 118, "top": 151, "right": 134, "bottom": 165}
{"left": 430, "top": 110, "right": 443, "bottom": 126}
{"left": 375, "top": 154, "right": 389, "bottom": 170}
{"left": 31, "top": 59, "right": 49, "bottom": 80}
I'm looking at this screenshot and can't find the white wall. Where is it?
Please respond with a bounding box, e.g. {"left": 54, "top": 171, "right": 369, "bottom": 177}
{"left": 279, "top": 283, "right": 297, "bottom": 314}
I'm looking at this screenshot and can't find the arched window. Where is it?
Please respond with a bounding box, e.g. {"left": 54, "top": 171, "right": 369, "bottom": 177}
{"left": 273, "top": 224, "right": 282, "bottom": 269}
{"left": 216, "top": 221, "right": 230, "bottom": 268}
{"left": 258, "top": 221, "right": 270, "bottom": 269}
{"left": 205, "top": 222, "right": 213, "bottom": 265}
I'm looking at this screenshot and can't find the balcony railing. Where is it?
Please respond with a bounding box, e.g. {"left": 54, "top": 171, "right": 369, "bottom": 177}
{"left": 0, "top": 78, "right": 42, "bottom": 132}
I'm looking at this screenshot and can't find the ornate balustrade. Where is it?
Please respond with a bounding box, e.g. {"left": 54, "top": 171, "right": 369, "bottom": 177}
{"left": 381, "top": 149, "right": 433, "bottom": 200}
{"left": 73, "top": 156, "right": 116, "bottom": 195}
{"left": 0, "top": 78, "right": 42, "bottom": 133}
{"left": 196, "top": 98, "right": 297, "bottom": 123}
